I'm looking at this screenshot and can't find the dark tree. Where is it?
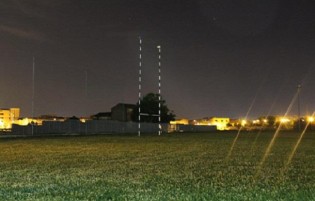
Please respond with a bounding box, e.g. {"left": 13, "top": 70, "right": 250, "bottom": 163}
{"left": 266, "top": 116, "right": 276, "bottom": 127}
{"left": 132, "top": 93, "right": 175, "bottom": 123}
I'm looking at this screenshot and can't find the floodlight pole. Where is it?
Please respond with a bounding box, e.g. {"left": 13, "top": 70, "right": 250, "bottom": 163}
{"left": 297, "top": 84, "right": 301, "bottom": 131}
{"left": 157, "top": 45, "right": 162, "bottom": 135}
{"left": 32, "top": 56, "right": 35, "bottom": 136}
{"left": 85, "top": 70, "right": 88, "bottom": 134}
{"left": 138, "top": 37, "right": 142, "bottom": 137}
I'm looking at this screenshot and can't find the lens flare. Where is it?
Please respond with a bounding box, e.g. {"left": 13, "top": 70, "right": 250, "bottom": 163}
{"left": 255, "top": 89, "right": 299, "bottom": 178}
{"left": 226, "top": 127, "right": 243, "bottom": 160}
{"left": 281, "top": 112, "right": 315, "bottom": 175}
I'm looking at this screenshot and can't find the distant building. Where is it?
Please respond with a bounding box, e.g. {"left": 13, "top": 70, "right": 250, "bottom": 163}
{"left": 228, "top": 119, "right": 240, "bottom": 129}
{"left": 169, "top": 119, "right": 190, "bottom": 132}
{"left": 91, "top": 112, "right": 112, "bottom": 120}
{"left": 208, "top": 117, "right": 230, "bottom": 130}
{"left": 17, "top": 118, "right": 42, "bottom": 126}
{"left": 38, "top": 115, "right": 66, "bottom": 122}
{"left": 170, "top": 119, "right": 189, "bottom": 125}
{"left": 191, "top": 117, "right": 230, "bottom": 130}
{"left": 0, "top": 108, "right": 20, "bottom": 130}
{"left": 111, "top": 103, "right": 136, "bottom": 122}
{"left": 17, "top": 115, "right": 64, "bottom": 127}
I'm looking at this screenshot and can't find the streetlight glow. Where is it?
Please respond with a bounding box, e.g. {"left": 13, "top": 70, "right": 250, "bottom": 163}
{"left": 307, "top": 116, "right": 314, "bottom": 122}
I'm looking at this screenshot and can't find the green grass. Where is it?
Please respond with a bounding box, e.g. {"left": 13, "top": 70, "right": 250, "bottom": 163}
{"left": 0, "top": 131, "right": 315, "bottom": 200}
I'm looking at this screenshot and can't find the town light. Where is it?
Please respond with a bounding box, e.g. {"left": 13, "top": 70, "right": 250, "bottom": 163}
{"left": 307, "top": 116, "right": 314, "bottom": 122}
{"left": 241, "top": 120, "right": 247, "bottom": 126}
{"left": 280, "top": 117, "right": 290, "bottom": 123}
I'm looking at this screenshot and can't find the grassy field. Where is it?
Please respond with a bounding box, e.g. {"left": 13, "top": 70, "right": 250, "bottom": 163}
{"left": 0, "top": 131, "right": 315, "bottom": 200}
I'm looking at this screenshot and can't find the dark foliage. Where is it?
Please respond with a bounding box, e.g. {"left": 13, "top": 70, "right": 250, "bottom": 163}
{"left": 131, "top": 93, "right": 175, "bottom": 123}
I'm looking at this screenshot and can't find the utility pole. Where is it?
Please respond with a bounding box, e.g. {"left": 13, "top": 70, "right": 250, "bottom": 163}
{"left": 85, "top": 70, "right": 88, "bottom": 135}
{"left": 32, "top": 56, "right": 35, "bottom": 135}
{"left": 297, "top": 84, "right": 301, "bottom": 131}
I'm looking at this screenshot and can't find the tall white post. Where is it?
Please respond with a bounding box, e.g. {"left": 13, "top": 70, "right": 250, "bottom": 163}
{"left": 85, "top": 70, "right": 88, "bottom": 134}
{"left": 157, "top": 46, "right": 162, "bottom": 135}
{"left": 32, "top": 56, "right": 35, "bottom": 135}
{"left": 297, "top": 84, "right": 302, "bottom": 131}
{"left": 138, "top": 37, "right": 142, "bottom": 137}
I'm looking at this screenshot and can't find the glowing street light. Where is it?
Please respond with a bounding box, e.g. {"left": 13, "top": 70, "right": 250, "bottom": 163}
{"left": 307, "top": 116, "right": 314, "bottom": 123}
{"left": 280, "top": 117, "right": 290, "bottom": 123}
{"left": 241, "top": 120, "right": 247, "bottom": 127}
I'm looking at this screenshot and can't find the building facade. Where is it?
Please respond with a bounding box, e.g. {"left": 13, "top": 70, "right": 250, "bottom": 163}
{"left": 111, "top": 103, "right": 136, "bottom": 122}
{"left": 0, "top": 108, "right": 20, "bottom": 130}
{"left": 192, "top": 117, "right": 230, "bottom": 130}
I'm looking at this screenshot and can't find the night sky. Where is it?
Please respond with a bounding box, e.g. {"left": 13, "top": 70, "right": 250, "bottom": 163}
{"left": 1, "top": 0, "right": 315, "bottom": 119}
